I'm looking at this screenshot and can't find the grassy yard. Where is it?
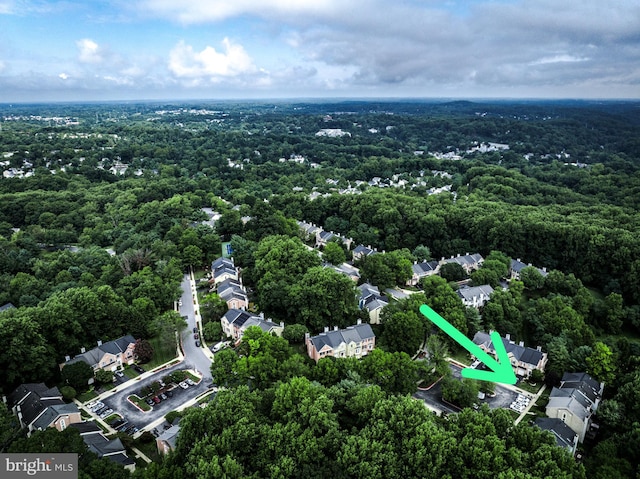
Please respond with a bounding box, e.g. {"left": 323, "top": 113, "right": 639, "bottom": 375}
{"left": 144, "top": 336, "right": 178, "bottom": 370}
{"left": 517, "top": 381, "right": 542, "bottom": 394}
{"left": 449, "top": 349, "right": 471, "bottom": 365}
{"left": 133, "top": 438, "right": 162, "bottom": 463}
{"left": 529, "top": 390, "right": 550, "bottom": 418}
{"left": 77, "top": 389, "right": 99, "bottom": 403}
{"left": 122, "top": 365, "right": 139, "bottom": 379}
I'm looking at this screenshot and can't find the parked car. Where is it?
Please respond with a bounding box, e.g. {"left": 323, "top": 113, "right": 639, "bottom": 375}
{"left": 132, "top": 365, "right": 145, "bottom": 374}
{"left": 195, "top": 340, "right": 200, "bottom": 347}
{"left": 186, "top": 378, "right": 196, "bottom": 386}
{"left": 152, "top": 396, "right": 161, "bottom": 404}
{"left": 193, "top": 333, "right": 199, "bottom": 339}
{"left": 99, "top": 409, "right": 113, "bottom": 418}
{"left": 179, "top": 381, "right": 189, "bottom": 389}
{"left": 160, "top": 393, "right": 168, "bottom": 400}
{"left": 166, "top": 390, "right": 173, "bottom": 398}
{"left": 193, "top": 327, "right": 198, "bottom": 333}
{"left": 146, "top": 398, "right": 155, "bottom": 406}
{"left": 115, "top": 370, "right": 125, "bottom": 378}
{"left": 91, "top": 402, "right": 104, "bottom": 412}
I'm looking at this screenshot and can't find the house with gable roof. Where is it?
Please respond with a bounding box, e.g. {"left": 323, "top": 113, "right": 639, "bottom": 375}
{"left": 210, "top": 257, "right": 238, "bottom": 284}
{"left": 70, "top": 422, "right": 136, "bottom": 471}
{"left": 357, "top": 283, "right": 388, "bottom": 324}
{"left": 407, "top": 260, "right": 440, "bottom": 286}
{"left": 305, "top": 320, "right": 375, "bottom": 362}
{"left": 5, "top": 383, "right": 82, "bottom": 436}
{"left": 457, "top": 284, "right": 494, "bottom": 308}
{"left": 441, "top": 253, "right": 484, "bottom": 274}
{"left": 472, "top": 331, "right": 547, "bottom": 377}
{"left": 534, "top": 417, "right": 579, "bottom": 456}
{"left": 545, "top": 372, "right": 604, "bottom": 443}
{"left": 221, "top": 308, "right": 284, "bottom": 344}
{"left": 510, "top": 258, "right": 548, "bottom": 280}
{"left": 215, "top": 278, "right": 249, "bottom": 310}
{"left": 156, "top": 419, "right": 181, "bottom": 455}
{"left": 60, "top": 335, "right": 136, "bottom": 372}
{"left": 352, "top": 244, "right": 377, "bottom": 262}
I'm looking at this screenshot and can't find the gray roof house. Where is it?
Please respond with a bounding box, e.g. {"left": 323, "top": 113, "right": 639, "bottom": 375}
{"left": 442, "top": 253, "right": 484, "bottom": 273}
{"left": 545, "top": 372, "right": 604, "bottom": 443}
{"left": 352, "top": 245, "right": 377, "bottom": 262}
{"left": 407, "top": 260, "right": 440, "bottom": 286}
{"left": 457, "top": 284, "right": 494, "bottom": 308}
{"left": 71, "top": 422, "right": 135, "bottom": 470}
{"left": 305, "top": 321, "right": 375, "bottom": 362}
{"left": 534, "top": 417, "right": 579, "bottom": 456}
{"left": 0, "top": 302, "right": 16, "bottom": 313}
{"left": 221, "top": 309, "right": 284, "bottom": 343}
{"left": 357, "top": 283, "right": 388, "bottom": 324}
{"left": 6, "top": 383, "right": 82, "bottom": 435}
{"left": 157, "top": 422, "right": 181, "bottom": 455}
{"left": 210, "top": 257, "right": 238, "bottom": 284}
{"left": 61, "top": 335, "right": 136, "bottom": 372}
{"left": 472, "top": 331, "right": 547, "bottom": 377}
{"left": 510, "top": 258, "right": 548, "bottom": 280}
{"left": 215, "top": 278, "right": 249, "bottom": 310}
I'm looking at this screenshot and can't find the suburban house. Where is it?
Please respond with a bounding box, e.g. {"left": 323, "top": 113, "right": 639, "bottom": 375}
{"left": 297, "top": 221, "right": 322, "bottom": 242}
{"left": 6, "top": 383, "right": 82, "bottom": 436}
{"left": 545, "top": 372, "right": 604, "bottom": 443}
{"left": 510, "top": 258, "right": 548, "bottom": 280}
{"left": 156, "top": 419, "right": 181, "bottom": 455}
{"left": 70, "top": 422, "right": 136, "bottom": 471}
{"left": 316, "top": 230, "right": 336, "bottom": 248}
{"left": 407, "top": 260, "right": 440, "bottom": 286}
{"left": 330, "top": 262, "right": 361, "bottom": 282}
{"left": 472, "top": 331, "right": 548, "bottom": 377}
{"left": 358, "top": 283, "right": 388, "bottom": 324}
{"left": 60, "top": 335, "right": 136, "bottom": 372}
{"left": 457, "top": 284, "right": 494, "bottom": 308}
{"left": 534, "top": 417, "right": 579, "bottom": 456}
{"left": 215, "top": 278, "right": 249, "bottom": 310}
{"left": 352, "top": 244, "right": 377, "bottom": 262}
{"left": 221, "top": 308, "right": 285, "bottom": 344}
{"left": 441, "top": 253, "right": 484, "bottom": 274}
{"left": 305, "top": 320, "right": 376, "bottom": 362}
{"left": 210, "top": 257, "right": 238, "bottom": 285}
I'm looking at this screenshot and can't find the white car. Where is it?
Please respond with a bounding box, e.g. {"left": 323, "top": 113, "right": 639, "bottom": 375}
{"left": 185, "top": 378, "right": 196, "bottom": 386}
{"left": 179, "top": 381, "right": 189, "bottom": 389}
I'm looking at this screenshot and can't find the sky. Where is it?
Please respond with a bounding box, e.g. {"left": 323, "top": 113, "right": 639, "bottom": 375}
{"left": 0, "top": 0, "right": 639, "bottom": 101}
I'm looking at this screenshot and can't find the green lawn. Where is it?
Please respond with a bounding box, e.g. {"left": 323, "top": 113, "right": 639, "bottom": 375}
{"left": 122, "top": 365, "right": 139, "bottom": 379}
{"left": 449, "top": 349, "right": 471, "bottom": 365}
{"left": 77, "top": 390, "right": 99, "bottom": 403}
{"left": 133, "top": 438, "right": 162, "bottom": 463}
{"left": 127, "top": 394, "right": 151, "bottom": 412}
{"left": 517, "top": 381, "right": 542, "bottom": 394}
{"left": 144, "top": 336, "right": 178, "bottom": 369}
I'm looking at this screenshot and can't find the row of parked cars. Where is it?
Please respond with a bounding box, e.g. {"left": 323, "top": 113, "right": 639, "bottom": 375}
{"left": 510, "top": 394, "right": 531, "bottom": 413}
{"left": 145, "top": 389, "right": 173, "bottom": 406}
{"left": 109, "top": 416, "right": 139, "bottom": 435}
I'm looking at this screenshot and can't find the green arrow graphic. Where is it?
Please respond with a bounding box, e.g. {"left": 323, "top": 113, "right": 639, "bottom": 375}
{"left": 419, "top": 304, "right": 517, "bottom": 385}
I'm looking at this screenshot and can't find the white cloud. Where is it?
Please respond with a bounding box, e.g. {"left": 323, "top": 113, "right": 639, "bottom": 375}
{"left": 0, "top": 1, "right": 15, "bottom": 14}
{"left": 58, "top": 72, "right": 68, "bottom": 80}
{"left": 529, "top": 55, "right": 590, "bottom": 66}
{"left": 168, "top": 39, "right": 256, "bottom": 79}
{"left": 137, "top": 0, "right": 343, "bottom": 23}
{"left": 76, "top": 38, "right": 106, "bottom": 64}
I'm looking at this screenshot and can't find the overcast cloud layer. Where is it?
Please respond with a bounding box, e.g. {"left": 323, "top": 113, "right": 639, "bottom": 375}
{"left": 0, "top": 0, "right": 638, "bottom": 101}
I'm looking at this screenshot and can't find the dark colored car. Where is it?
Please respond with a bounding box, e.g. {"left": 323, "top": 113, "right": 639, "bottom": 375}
{"left": 146, "top": 398, "right": 155, "bottom": 406}
{"left": 193, "top": 333, "right": 199, "bottom": 339}
{"left": 166, "top": 390, "right": 173, "bottom": 398}
{"left": 133, "top": 365, "right": 145, "bottom": 374}
{"left": 193, "top": 327, "right": 198, "bottom": 333}
{"left": 195, "top": 340, "right": 200, "bottom": 347}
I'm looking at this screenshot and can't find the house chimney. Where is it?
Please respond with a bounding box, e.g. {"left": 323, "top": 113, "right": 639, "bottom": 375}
{"left": 536, "top": 346, "right": 542, "bottom": 352}
{"left": 357, "top": 319, "right": 362, "bottom": 325}
{"left": 505, "top": 333, "right": 510, "bottom": 341}
{"left": 304, "top": 332, "right": 310, "bottom": 342}
{"left": 259, "top": 312, "right": 264, "bottom": 319}
{"left": 334, "top": 326, "right": 338, "bottom": 331}
{"left": 517, "top": 258, "right": 521, "bottom": 262}
{"left": 542, "top": 267, "right": 547, "bottom": 272}
{"left": 465, "top": 252, "right": 469, "bottom": 256}
{"left": 457, "top": 254, "right": 460, "bottom": 258}
{"left": 280, "top": 321, "right": 284, "bottom": 328}
{"left": 65, "top": 355, "right": 70, "bottom": 362}
{"left": 97, "top": 340, "right": 102, "bottom": 347}
{"left": 80, "top": 347, "right": 86, "bottom": 354}
{"left": 324, "top": 326, "right": 329, "bottom": 333}
{"left": 414, "top": 260, "right": 417, "bottom": 265}
{"left": 519, "top": 341, "right": 524, "bottom": 347}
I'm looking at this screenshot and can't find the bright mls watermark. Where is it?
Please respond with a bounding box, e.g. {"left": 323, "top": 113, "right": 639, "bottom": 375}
{"left": 1, "top": 454, "right": 77, "bottom": 478}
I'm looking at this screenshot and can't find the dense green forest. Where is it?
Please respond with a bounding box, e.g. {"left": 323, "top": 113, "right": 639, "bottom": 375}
{"left": 1, "top": 100, "right": 639, "bottom": 478}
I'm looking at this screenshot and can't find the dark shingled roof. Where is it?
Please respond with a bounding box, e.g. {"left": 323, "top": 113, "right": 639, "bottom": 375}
{"left": 309, "top": 324, "right": 375, "bottom": 351}
{"left": 535, "top": 417, "right": 578, "bottom": 450}
{"left": 472, "top": 331, "right": 544, "bottom": 367}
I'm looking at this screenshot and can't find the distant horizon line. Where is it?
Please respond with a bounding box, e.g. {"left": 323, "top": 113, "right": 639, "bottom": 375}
{"left": 1, "top": 96, "right": 639, "bottom": 106}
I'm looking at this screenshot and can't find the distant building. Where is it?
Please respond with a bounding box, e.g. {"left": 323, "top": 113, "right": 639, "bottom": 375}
{"left": 210, "top": 257, "right": 238, "bottom": 284}
{"left": 510, "top": 258, "right": 548, "bottom": 280}
{"left": 472, "top": 332, "right": 547, "bottom": 377}
{"left": 70, "top": 422, "right": 136, "bottom": 471}
{"left": 305, "top": 321, "right": 375, "bottom": 362}
{"left": 407, "top": 260, "right": 440, "bottom": 286}
{"left": 441, "top": 253, "right": 484, "bottom": 274}
{"left": 156, "top": 419, "right": 181, "bottom": 456}
{"left": 352, "top": 245, "right": 377, "bottom": 262}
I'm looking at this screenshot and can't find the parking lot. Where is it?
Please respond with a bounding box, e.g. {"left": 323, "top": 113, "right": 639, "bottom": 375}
{"left": 414, "top": 363, "right": 523, "bottom": 414}
{"left": 96, "top": 362, "right": 213, "bottom": 432}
